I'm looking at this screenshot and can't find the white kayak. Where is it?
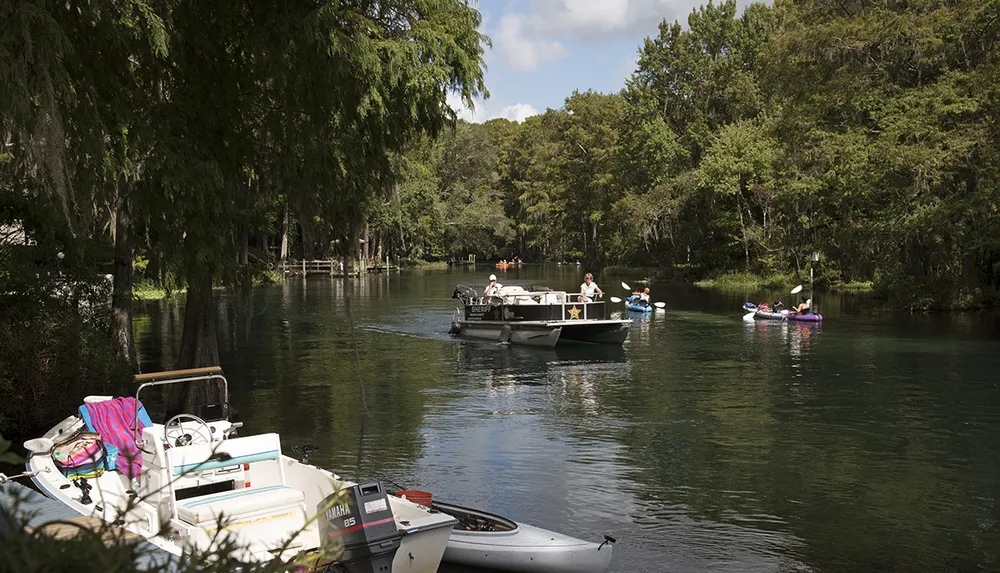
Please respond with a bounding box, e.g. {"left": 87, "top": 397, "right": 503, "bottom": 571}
{"left": 431, "top": 500, "right": 615, "bottom": 573}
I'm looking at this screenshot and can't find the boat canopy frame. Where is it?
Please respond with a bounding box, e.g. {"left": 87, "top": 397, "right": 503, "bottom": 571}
{"left": 132, "top": 366, "right": 230, "bottom": 447}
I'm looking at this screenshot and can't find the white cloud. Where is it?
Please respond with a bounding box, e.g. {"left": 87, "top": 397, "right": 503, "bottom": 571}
{"left": 447, "top": 93, "right": 539, "bottom": 124}
{"left": 530, "top": 0, "right": 700, "bottom": 41}
{"left": 492, "top": 0, "right": 727, "bottom": 70}
{"left": 497, "top": 13, "right": 568, "bottom": 71}
{"left": 498, "top": 103, "right": 539, "bottom": 123}
{"left": 447, "top": 92, "right": 491, "bottom": 123}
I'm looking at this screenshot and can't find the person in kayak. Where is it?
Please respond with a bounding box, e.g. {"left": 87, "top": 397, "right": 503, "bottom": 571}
{"left": 580, "top": 273, "right": 603, "bottom": 302}
{"left": 484, "top": 274, "right": 501, "bottom": 297}
{"left": 794, "top": 297, "right": 811, "bottom": 315}
{"left": 640, "top": 288, "right": 651, "bottom": 303}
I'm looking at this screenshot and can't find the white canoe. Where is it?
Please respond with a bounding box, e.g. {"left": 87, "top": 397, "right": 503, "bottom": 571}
{"left": 432, "top": 501, "right": 615, "bottom": 573}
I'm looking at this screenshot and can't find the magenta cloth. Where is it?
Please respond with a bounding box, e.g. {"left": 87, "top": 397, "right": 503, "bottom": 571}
{"left": 84, "top": 397, "right": 147, "bottom": 479}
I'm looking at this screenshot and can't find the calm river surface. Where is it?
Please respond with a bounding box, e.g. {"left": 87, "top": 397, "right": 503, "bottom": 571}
{"left": 135, "top": 265, "right": 1000, "bottom": 573}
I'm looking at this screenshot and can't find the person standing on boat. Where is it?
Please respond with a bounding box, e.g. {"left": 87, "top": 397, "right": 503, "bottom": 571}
{"left": 579, "top": 273, "right": 603, "bottom": 302}
{"left": 484, "top": 274, "right": 501, "bottom": 297}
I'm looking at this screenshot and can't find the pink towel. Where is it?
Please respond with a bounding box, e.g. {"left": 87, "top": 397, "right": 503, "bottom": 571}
{"left": 84, "top": 397, "right": 146, "bottom": 479}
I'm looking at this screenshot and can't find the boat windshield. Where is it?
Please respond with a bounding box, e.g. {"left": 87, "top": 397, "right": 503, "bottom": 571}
{"left": 134, "top": 368, "right": 230, "bottom": 425}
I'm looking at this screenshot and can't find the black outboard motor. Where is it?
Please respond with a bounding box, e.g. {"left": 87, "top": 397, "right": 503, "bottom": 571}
{"left": 319, "top": 482, "right": 401, "bottom": 573}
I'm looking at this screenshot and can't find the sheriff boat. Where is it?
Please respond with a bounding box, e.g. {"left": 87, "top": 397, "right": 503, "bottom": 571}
{"left": 449, "top": 284, "right": 630, "bottom": 348}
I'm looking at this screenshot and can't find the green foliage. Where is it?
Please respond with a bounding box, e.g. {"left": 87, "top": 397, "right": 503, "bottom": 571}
{"left": 0, "top": 486, "right": 334, "bottom": 573}
{"left": 694, "top": 271, "right": 796, "bottom": 290}
{"left": 373, "top": 0, "right": 1000, "bottom": 309}
{"left": 0, "top": 432, "right": 23, "bottom": 466}
{"left": 0, "top": 256, "right": 133, "bottom": 435}
{"left": 2, "top": 0, "right": 491, "bottom": 377}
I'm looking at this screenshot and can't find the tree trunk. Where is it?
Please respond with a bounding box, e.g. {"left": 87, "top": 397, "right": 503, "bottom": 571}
{"left": 300, "top": 212, "right": 315, "bottom": 261}
{"left": 111, "top": 188, "right": 139, "bottom": 372}
{"left": 238, "top": 225, "right": 249, "bottom": 265}
{"left": 362, "top": 223, "right": 370, "bottom": 263}
{"left": 173, "top": 272, "right": 222, "bottom": 416}
{"left": 177, "top": 273, "right": 219, "bottom": 369}
{"left": 280, "top": 203, "right": 289, "bottom": 260}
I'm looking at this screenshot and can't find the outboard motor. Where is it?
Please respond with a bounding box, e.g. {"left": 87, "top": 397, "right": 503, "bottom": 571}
{"left": 319, "top": 481, "right": 401, "bottom": 573}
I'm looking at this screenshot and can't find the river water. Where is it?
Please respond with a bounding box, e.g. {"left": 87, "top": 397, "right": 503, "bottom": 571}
{"left": 135, "top": 265, "right": 1000, "bottom": 573}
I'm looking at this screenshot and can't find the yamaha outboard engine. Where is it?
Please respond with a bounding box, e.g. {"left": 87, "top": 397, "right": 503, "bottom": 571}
{"left": 320, "top": 482, "right": 401, "bottom": 573}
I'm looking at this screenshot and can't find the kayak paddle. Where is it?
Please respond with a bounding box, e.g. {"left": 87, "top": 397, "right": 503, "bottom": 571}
{"left": 791, "top": 284, "right": 803, "bottom": 294}
{"left": 610, "top": 296, "right": 622, "bottom": 303}
{"left": 621, "top": 281, "right": 631, "bottom": 291}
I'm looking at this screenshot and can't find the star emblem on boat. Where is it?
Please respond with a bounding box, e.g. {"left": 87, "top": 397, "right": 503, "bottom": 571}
{"left": 567, "top": 305, "right": 581, "bottom": 320}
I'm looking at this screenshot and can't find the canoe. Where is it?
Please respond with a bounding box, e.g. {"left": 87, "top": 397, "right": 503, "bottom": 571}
{"left": 431, "top": 500, "right": 614, "bottom": 573}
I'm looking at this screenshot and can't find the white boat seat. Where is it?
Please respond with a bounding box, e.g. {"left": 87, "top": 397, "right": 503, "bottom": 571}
{"left": 168, "top": 433, "right": 282, "bottom": 477}
{"left": 177, "top": 484, "right": 305, "bottom": 525}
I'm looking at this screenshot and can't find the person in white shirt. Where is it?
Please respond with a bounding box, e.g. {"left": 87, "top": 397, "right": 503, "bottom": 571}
{"left": 579, "top": 273, "right": 603, "bottom": 302}
{"left": 484, "top": 274, "right": 500, "bottom": 297}
{"left": 640, "top": 287, "right": 651, "bottom": 303}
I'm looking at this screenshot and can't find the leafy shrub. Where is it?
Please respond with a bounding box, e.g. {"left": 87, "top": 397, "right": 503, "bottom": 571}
{"left": 0, "top": 265, "right": 132, "bottom": 436}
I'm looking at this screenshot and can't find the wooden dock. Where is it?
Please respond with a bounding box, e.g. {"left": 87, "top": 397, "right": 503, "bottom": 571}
{"left": 447, "top": 254, "right": 477, "bottom": 266}
{"left": 279, "top": 259, "right": 399, "bottom": 276}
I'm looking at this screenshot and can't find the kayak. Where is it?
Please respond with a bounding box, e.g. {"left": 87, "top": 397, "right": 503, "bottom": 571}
{"left": 431, "top": 500, "right": 615, "bottom": 573}
{"left": 624, "top": 296, "right": 653, "bottom": 313}
{"left": 743, "top": 303, "right": 822, "bottom": 322}
{"left": 625, "top": 302, "right": 652, "bottom": 313}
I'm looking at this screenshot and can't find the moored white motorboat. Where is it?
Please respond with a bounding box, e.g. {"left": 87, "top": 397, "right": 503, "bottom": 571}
{"left": 23, "top": 367, "right": 457, "bottom": 572}
{"left": 431, "top": 500, "right": 615, "bottom": 573}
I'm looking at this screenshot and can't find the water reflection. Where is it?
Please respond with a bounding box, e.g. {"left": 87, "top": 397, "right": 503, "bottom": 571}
{"left": 133, "top": 271, "right": 1000, "bottom": 573}
{"left": 743, "top": 320, "right": 822, "bottom": 360}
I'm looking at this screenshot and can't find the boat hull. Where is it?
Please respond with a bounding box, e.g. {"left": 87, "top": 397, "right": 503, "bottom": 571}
{"left": 452, "top": 320, "right": 563, "bottom": 348}
{"left": 752, "top": 310, "right": 823, "bottom": 322}
{"left": 433, "top": 502, "right": 613, "bottom": 573}
{"left": 556, "top": 320, "right": 630, "bottom": 344}
{"left": 27, "top": 411, "right": 455, "bottom": 572}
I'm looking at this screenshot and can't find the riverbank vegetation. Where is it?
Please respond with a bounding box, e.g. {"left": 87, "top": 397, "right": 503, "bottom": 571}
{"left": 371, "top": 0, "right": 1000, "bottom": 310}
{"left": 0, "top": 0, "right": 487, "bottom": 433}
{"left": 1, "top": 0, "right": 998, "bottom": 436}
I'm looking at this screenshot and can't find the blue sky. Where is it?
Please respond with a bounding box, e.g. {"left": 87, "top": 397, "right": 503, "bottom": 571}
{"left": 449, "top": 0, "right": 747, "bottom": 122}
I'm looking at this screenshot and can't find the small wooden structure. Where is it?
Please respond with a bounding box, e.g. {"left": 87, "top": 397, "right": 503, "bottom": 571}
{"left": 278, "top": 258, "right": 399, "bottom": 276}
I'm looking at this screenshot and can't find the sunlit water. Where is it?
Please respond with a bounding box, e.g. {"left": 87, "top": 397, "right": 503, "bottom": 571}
{"left": 135, "top": 265, "right": 1000, "bottom": 572}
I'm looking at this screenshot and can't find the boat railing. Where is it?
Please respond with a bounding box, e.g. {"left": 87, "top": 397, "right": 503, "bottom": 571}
{"left": 133, "top": 367, "right": 230, "bottom": 447}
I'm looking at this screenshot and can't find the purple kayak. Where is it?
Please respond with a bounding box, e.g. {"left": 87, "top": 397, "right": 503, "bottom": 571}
{"left": 743, "top": 303, "right": 822, "bottom": 322}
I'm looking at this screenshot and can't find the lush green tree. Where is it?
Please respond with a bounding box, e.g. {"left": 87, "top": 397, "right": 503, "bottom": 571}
{"left": 129, "top": 0, "right": 489, "bottom": 367}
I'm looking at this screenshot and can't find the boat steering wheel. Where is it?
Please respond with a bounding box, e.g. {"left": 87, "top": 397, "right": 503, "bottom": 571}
{"left": 164, "top": 414, "right": 213, "bottom": 447}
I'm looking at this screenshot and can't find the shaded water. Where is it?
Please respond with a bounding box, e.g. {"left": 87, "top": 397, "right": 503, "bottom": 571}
{"left": 135, "top": 265, "right": 1000, "bottom": 572}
